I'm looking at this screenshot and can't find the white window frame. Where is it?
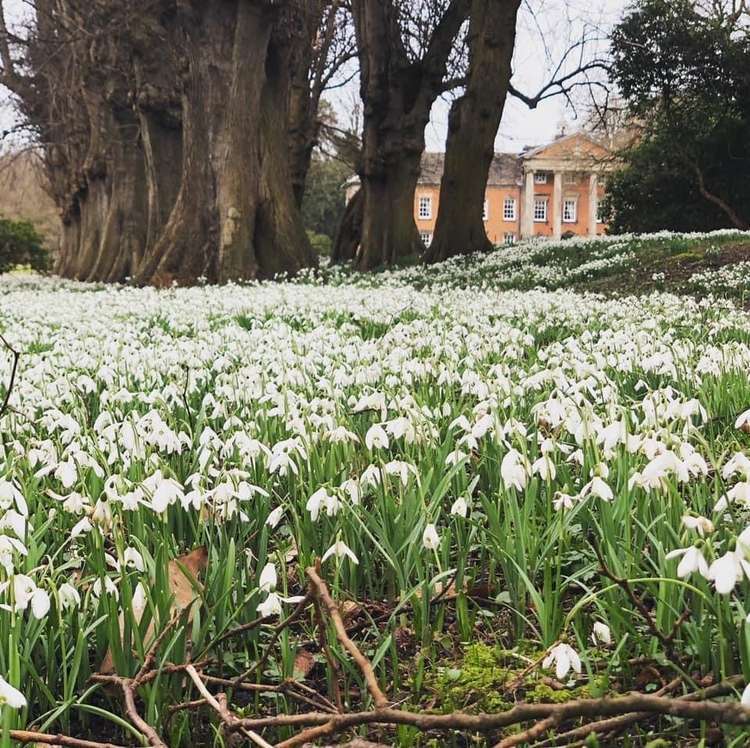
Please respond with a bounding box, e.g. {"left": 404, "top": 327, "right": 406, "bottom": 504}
{"left": 596, "top": 202, "right": 605, "bottom": 224}
{"left": 482, "top": 199, "right": 489, "bottom": 221}
{"left": 562, "top": 198, "right": 577, "bottom": 223}
{"left": 534, "top": 172, "right": 548, "bottom": 184}
{"left": 420, "top": 232, "right": 433, "bottom": 247}
{"left": 504, "top": 233, "right": 516, "bottom": 245}
{"left": 503, "top": 198, "right": 516, "bottom": 222}
{"left": 564, "top": 172, "right": 578, "bottom": 185}
{"left": 417, "top": 195, "right": 432, "bottom": 220}
{"left": 533, "top": 197, "right": 548, "bottom": 223}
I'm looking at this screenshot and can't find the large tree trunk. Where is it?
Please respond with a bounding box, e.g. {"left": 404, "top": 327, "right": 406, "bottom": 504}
{"left": 7, "top": 0, "right": 317, "bottom": 286}
{"left": 356, "top": 136, "right": 423, "bottom": 268}
{"left": 344, "top": 0, "right": 469, "bottom": 271}
{"left": 426, "top": 0, "right": 521, "bottom": 264}
{"left": 133, "top": 0, "right": 315, "bottom": 285}
{"left": 332, "top": 188, "right": 363, "bottom": 263}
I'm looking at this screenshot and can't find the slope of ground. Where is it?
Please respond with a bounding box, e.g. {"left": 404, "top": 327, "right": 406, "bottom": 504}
{"left": 308, "top": 230, "right": 750, "bottom": 302}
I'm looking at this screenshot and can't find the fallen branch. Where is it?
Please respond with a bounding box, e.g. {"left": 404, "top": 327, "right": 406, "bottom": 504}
{"left": 0, "top": 332, "right": 19, "bottom": 419}
{"left": 307, "top": 566, "right": 388, "bottom": 708}
{"left": 232, "top": 693, "right": 750, "bottom": 734}
{"left": 9, "top": 731, "right": 129, "bottom": 748}
{"left": 540, "top": 674, "right": 744, "bottom": 747}
{"left": 185, "top": 665, "right": 272, "bottom": 748}
{"left": 495, "top": 714, "right": 560, "bottom": 748}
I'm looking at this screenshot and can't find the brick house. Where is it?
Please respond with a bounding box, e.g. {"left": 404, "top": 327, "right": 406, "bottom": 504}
{"left": 409, "top": 132, "right": 615, "bottom": 247}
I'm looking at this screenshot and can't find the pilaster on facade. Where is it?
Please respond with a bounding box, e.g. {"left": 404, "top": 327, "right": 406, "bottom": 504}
{"left": 521, "top": 170, "right": 535, "bottom": 239}
{"left": 588, "top": 173, "right": 599, "bottom": 237}
{"left": 552, "top": 171, "right": 563, "bottom": 240}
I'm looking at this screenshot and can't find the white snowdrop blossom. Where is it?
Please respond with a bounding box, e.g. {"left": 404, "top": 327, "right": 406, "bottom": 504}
{"left": 592, "top": 622, "right": 612, "bottom": 646}
{"left": 322, "top": 540, "right": 359, "bottom": 565}
{"left": 450, "top": 496, "right": 468, "bottom": 518}
{"left": 422, "top": 524, "right": 440, "bottom": 551}
{"left": 501, "top": 449, "right": 529, "bottom": 492}
{"left": 58, "top": 583, "right": 81, "bottom": 610}
{"left": 543, "top": 643, "right": 582, "bottom": 680}
{"left": 666, "top": 545, "right": 710, "bottom": 580}
{"left": 259, "top": 563, "right": 277, "bottom": 592}
{"left": 0, "top": 676, "right": 26, "bottom": 709}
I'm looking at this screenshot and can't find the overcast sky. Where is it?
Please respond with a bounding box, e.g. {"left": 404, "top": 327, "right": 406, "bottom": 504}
{"left": 1, "top": 0, "right": 629, "bottom": 154}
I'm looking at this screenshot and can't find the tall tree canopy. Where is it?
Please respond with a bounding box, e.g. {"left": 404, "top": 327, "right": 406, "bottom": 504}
{"left": 606, "top": 0, "right": 750, "bottom": 233}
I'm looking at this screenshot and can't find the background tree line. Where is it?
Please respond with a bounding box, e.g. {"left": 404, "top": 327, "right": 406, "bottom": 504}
{"left": 6, "top": 0, "right": 744, "bottom": 283}
{"left": 0, "top": 0, "right": 608, "bottom": 283}
{"left": 604, "top": 0, "right": 749, "bottom": 233}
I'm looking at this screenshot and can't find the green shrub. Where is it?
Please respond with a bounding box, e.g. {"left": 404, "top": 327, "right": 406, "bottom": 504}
{"left": 307, "top": 229, "right": 332, "bottom": 257}
{"left": 0, "top": 216, "right": 48, "bottom": 273}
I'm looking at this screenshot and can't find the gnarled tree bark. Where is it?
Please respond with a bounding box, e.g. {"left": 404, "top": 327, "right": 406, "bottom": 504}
{"left": 426, "top": 0, "right": 521, "bottom": 263}
{"left": 2, "top": 0, "right": 319, "bottom": 285}
{"left": 335, "top": 0, "right": 469, "bottom": 271}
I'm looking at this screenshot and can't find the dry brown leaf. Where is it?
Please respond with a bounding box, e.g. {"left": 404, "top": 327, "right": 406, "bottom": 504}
{"left": 340, "top": 600, "right": 361, "bottom": 621}
{"left": 293, "top": 648, "right": 316, "bottom": 680}
{"left": 99, "top": 546, "right": 208, "bottom": 674}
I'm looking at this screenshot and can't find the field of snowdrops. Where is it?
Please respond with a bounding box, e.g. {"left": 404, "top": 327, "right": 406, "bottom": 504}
{"left": 4, "top": 231, "right": 750, "bottom": 746}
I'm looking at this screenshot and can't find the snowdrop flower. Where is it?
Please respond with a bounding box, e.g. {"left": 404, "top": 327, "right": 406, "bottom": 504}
{"left": 742, "top": 683, "right": 750, "bottom": 706}
{"left": 258, "top": 591, "right": 283, "bottom": 618}
{"left": 31, "top": 588, "right": 51, "bottom": 619}
{"left": 422, "top": 524, "right": 440, "bottom": 551}
{"left": 383, "top": 460, "right": 414, "bottom": 486}
{"left": 0, "top": 481, "right": 27, "bottom": 515}
{"left": 266, "top": 506, "right": 284, "bottom": 528}
{"left": 450, "top": 496, "right": 468, "bottom": 518}
{"left": 54, "top": 459, "right": 77, "bottom": 488}
{"left": 322, "top": 540, "right": 359, "bottom": 565}
{"left": 682, "top": 515, "right": 714, "bottom": 537}
{"left": 707, "top": 550, "right": 749, "bottom": 595}
{"left": 268, "top": 451, "right": 298, "bottom": 477}
{"left": 592, "top": 622, "right": 612, "bottom": 645}
{"left": 0, "top": 676, "right": 26, "bottom": 709}
{"left": 553, "top": 491, "right": 577, "bottom": 511}
{"left": 0, "top": 509, "right": 26, "bottom": 539}
{"left": 722, "top": 453, "right": 750, "bottom": 481}
{"left": 666, "top": 545, "right": 710, "bottom": 580}
{"left": 91, "top": 499, "right": 113, "bottom": 530}
{"left": 148, "top": 477, "right": 184, "bottom": 513}
{"left": 340, "top": 478, "right": 360, "bottom": 505}
{"left": 132, "top": 582, "right": 147, "bottom": 617}
{"left": 259, "top": 562, "right": 277, "bottom": 592}
{"left": 7, "top": 575, "right": 50, "bottom": 619}
{"left": 0, "top": 536, "right": 27, "bottom": 573}
{"left": 543, "top": 643, "right": 582, "bottom": 680}
{"left": 123, "top": 547, "right": 145, "bottom": 572}
{"left": 92, "top": 577, "right": 119, "bottom": 600}
{"left": 445, "top": 448, "right": 468, "bottom": 466}
{"left": 501, "top": 449, "right": 529, "bottom": 492}
{"left": 735, "top": 410, "right": 750, "bottom": 432}
{"left": 365, "top": 424, "right": 389, "bottom": 450}
{"left": 58, "top": 582, "right": 81, "bottom": 610}
{"left": 306, "top": 488, "right": 341, "bottom": 522}
{"left": 71, "top": 517, "right": 93, "bottom": 538}
{"left": 326, "top": 426, "right": 359, "bottom": 444}
{"left": 532, "top": 454, "right": 556, "bottom": 481}
{"left": 581, "top": 476, "right": 613, "bottom": 501}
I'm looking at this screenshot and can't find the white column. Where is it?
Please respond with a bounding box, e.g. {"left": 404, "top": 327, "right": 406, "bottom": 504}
{"left": 588, "top": 173, "right": 599, "bottom": 236}
{"left": 522, "top": 170, "right": 535, "bottom": 238}
{"left": 552, "top": 171, "right": 562, "bottom": 240}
